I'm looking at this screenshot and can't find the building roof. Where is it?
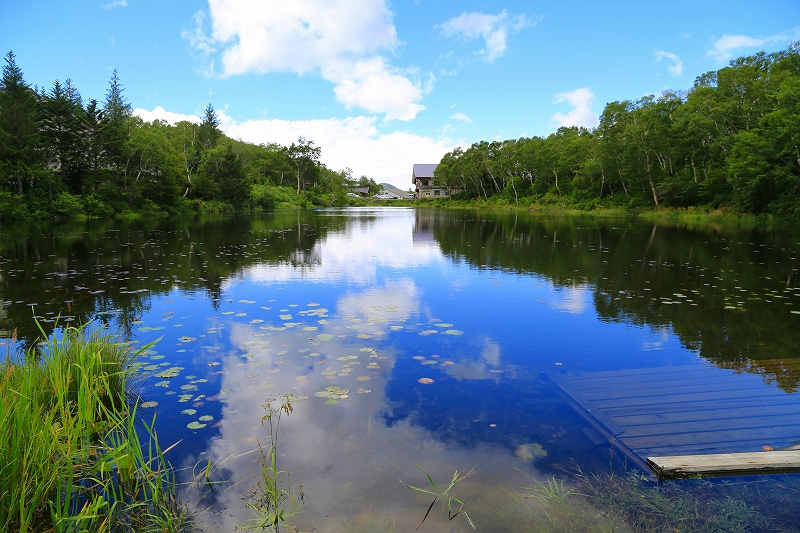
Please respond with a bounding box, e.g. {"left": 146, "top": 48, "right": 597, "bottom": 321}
{"left": 412, "top": 163, "right": 438, "bottom": 182}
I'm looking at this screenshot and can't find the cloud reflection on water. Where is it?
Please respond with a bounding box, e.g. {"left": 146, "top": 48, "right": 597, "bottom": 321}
{"left": 186, "top": 278, "right": 542, "bottom": 530}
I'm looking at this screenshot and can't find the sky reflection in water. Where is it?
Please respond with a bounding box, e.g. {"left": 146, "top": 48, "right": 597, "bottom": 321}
{"left": 134, "top": 208, "right": 688, "bottom": 529}
{"left": 3, "top": 207, "right": 800, "bottom": 529}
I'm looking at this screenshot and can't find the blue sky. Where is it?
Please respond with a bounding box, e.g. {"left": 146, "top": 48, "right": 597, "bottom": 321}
{"left": 2, "top": 0, "right": 799, "bottom": 189}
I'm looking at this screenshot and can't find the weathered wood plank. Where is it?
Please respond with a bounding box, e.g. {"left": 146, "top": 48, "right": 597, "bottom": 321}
{"left": 562, "top": 365, "right": 718, "bottom": 383}
{"left": 548, "top": 365, "right": 800, "bottom": 478}
{"left": 647, "top": 451, "right": 800, "bottom": 478}
{"left": 617, "top": 413, "right": 800, "bottom": 438}
{"left": 611, "top": 404, "right": 800, "bottom": 426}
{"left": 602, "top": 396, "right": 800, "bottom": 418}
{"left": 575, "top": 379, "right": 778, "bottom": 402}
{"left": 565, "top": 370, "right": 763, "bottom": 388}
{"left": 623, "top": 424, "right": 800, "bottom": 449}
{"left": 590, "top": 388, "right": 786, "bottom": 409}
{"left": 638, "top": 437, "right": 800, "bottom": 457}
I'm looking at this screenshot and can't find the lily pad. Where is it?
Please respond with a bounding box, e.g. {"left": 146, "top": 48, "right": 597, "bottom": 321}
{"left": 444, "top": 330, "right": 464, "bottom": 336}
{"left": 418, "top": 378, "right": 435, "bottom": 384}
{"left": 187, "top": 421, "right": 207, "bottom": 430}
{"left": 181, "top": 409, "right": 197, "bottom": 415}
{"left": 199, "top": 415, "right": 213, "bottom": 422}
{"left": 317, "top": 333, "right": 334, "bottom": 341}
{"left": 140, "top": 401, "right": 159, "bottom": 408}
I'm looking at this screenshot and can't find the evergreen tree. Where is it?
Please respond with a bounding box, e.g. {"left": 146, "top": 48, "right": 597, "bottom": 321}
{"left": 198, "top": 103, "right": 221, "bottom": 151}
{"left": 40, "top": 78, "right": 85, "bottom": 195}
{"left": 0, "top": 51, "right": 43, "bottom": 196}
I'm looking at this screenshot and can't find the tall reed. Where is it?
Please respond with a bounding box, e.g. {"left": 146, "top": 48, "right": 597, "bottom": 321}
{"left": 0, "top": 322, "right": 189, "bottom": 532}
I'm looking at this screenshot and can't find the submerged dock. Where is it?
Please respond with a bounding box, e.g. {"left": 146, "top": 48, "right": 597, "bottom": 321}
{"left": 547, "top": 363, "right": 800, "bottom": 478}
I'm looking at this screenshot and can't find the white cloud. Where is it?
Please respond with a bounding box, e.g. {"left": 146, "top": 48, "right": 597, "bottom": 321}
{"left": 450, "top": 112, "right": 472, "bottom": 123}
{"left": 707, "top": 27, "right": 800, "bottom": 61}
{"left": 655, "top": 50, "right": 683, "bottom": 76}
{"left": 183, "top": 0, "right": 426, "bottom": 120}
{"left": 133, "top": 106, "right": 201, "bottom": 124}
{"left": 218, "top": 112, "right": 459, "bottom": 190}
{"left": 549, "top": 88, "right": 599, "bottom": 130}
{"left": 438, "top": 10, "right": 533, "bottom": 62}
{"left": 102, "top": 0, "right": 127, "bottom": 8}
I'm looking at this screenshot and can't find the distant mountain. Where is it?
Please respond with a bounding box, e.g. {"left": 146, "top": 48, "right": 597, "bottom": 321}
{"left": 380, "top": 183, "right": 409, "bottom": 197}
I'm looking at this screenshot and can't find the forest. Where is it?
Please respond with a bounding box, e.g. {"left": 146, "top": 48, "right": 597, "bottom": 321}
{"left": 434, "top": 43, "right": 800, "bottom": 215}
{"left": 0, "top": 52, "right": 382, "bottom": 221}
{"left": 1, "top": 43, "right": 799, "bottom": 221}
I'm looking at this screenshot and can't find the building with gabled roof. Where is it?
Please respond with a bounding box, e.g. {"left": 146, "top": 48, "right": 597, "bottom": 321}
{"left": 412, "top": 163, "right": 459, "bottom": 199}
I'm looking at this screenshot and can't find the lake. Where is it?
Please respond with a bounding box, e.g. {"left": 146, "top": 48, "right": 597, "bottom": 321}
{"left": 2, "top": 207, "right": 799, "bottom": 531}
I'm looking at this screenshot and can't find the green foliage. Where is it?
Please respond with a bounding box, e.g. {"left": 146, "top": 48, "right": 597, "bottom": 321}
{"left": 240, "top": 395, "right": 304, "bottom": 532}
{"left": 51, "top": 191, "right": 84, "bottom": 219}
{"left": 0, "top": 54, "right": 350, "bottom": 220}
{"left": 82, "top": 194, "right": 114, "bottom": 219}
{"left": 401, "top": 464, "right": 476, "bottom": 530}
{"left": 0, "top": 322, "right": 190, "bottom": 532}
{"left": 436, "top": 42, "right": 800, "bottom": 215}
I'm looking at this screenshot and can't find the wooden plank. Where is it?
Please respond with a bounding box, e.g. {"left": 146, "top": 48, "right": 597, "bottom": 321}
{"left": 589, "top": 387, "right": 788, "bottom": 409}
{"left": 562, "top": 365, "right": 719, "bottom": 383}
{"left": 548, "top": 366, "right": 800, "bottom": 478}
{"left": 573, "top": 379, "right": 780, "bottom": 402}
{"left": 611, "top": 404, "right": 800, "bottom": 426}
{"left": 647, "top": 451, "right": 800, "bottom": 478}
{"left": 564, "top": 369, "right": 764, "bottom": 388}
{"left": 543, "top": 373, "right": 652, "bottom": 474}
{"left": 617, "top": 413, "right": 800, "bottom": 438}
{"left": 638, "top": 437, "right": 800, "bottom": 457}
{"left": 622, "top": 423, "right": 800, "bottom": 449}
{"left": 602, "top": 395, "right": 800, "bottom": 418}
{"left": 546, "top": 373, "right": 624, "bottom": 436}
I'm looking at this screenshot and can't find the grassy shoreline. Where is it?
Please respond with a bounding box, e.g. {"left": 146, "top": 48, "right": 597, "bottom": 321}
{"left": 0, "top": 323, "right": 189, "bottom": 532}
{"left": 381, "top": 198, "right": 792, "bottom": 230}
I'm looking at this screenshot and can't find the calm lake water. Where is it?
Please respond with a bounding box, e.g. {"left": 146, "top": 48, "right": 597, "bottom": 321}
{"left": 2, "top": 208, "right": 800, "bottom": 531}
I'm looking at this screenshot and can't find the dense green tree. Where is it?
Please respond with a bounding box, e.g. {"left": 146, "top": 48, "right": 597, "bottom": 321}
{"left": 197, "top": 144, "right": 249, "bottom": 204}
{"left": 198, "top": 103, "right": 221, "bottom": 151}
{"left": 286, "top": 137, "right": 321, "bottom": 194}
{"left": 40, "top": 79, "right": 84, "bottom": 196}
{"left": 0, "top": 51, "right": 44, "bottom": 196}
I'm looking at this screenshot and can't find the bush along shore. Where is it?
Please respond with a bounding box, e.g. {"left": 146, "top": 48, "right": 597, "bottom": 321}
{"left": 0, "top": 323, "right": 190, "bottom": 532}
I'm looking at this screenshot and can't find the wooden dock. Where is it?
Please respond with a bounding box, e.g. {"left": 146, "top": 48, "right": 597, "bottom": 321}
{"left": 546, "top": 364, "right": 800, "bottom": 477}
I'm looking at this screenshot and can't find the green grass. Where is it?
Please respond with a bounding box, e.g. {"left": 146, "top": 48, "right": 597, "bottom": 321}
{"left": 239, "top": 394, "right": 305, "bottom": 532}
{"left": 0, "top": 322, "right": 190, "bottom": 532}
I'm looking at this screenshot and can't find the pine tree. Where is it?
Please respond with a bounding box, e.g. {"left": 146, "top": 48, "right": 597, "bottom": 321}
{"left": 41, "top": 78, "right": 85, "bottom": 194}
{"left": 198, "top": 103, "right": 221, "bottom": 150}
{"left": 0, "top": 51, "right": 44, "bottom": 196}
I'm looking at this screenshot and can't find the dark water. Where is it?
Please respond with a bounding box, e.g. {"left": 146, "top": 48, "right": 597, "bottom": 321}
{"left": 2, "top": 208, "right": 799, "bottom": 531}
